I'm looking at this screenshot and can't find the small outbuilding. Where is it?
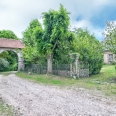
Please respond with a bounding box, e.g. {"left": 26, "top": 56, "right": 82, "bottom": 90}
{"left": 104, "top": 50, "right": 115, "bottom": 64}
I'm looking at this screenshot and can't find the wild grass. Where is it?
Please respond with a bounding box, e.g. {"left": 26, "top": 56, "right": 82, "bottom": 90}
{"left": 0, "top": 71, "right": 16, "bottom": 76}
{"left": 0, "top": 99, "right": 15, "bottom": 116}
{"left": 76, "top": 65, "right": 116, "bottom": 97}
{"left": 16, "top": 73, "right": 77, "bottom": 87}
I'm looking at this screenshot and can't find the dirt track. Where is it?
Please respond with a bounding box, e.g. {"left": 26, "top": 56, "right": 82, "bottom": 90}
{"left": 0, "top": 74, "right": 116, "bottom": 116}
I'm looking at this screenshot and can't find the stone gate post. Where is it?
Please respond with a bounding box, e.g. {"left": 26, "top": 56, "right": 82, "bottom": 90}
{"left": 69, "top": 53, "right": 80, "bottom": 78}
{"left": 17, "top": 52, "right": 24, "bottom": 71}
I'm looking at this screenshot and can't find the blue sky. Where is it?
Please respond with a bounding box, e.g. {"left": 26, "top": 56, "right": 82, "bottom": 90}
{"left": 0, "top": 0, "right": 116, "bottom": 41}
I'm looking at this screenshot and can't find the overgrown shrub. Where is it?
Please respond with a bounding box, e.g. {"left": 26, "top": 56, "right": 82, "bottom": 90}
{"left": 0, "top": 51, "right": 18, "bottom": 71}
{"left": 111, "top": 61, "right": 116, "bottom": 65}
{"left": 0, "top": 58, "right": 9, "bottom": 71}
{"left": 72, "top": 28, "right": 104, "bottom": 75}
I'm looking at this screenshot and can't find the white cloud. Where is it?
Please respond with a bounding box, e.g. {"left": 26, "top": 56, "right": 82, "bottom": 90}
{"left": 70, "top": 19, "right": 104, "bottom": 40}
{"left": 0, "top": 0, "right": 115, "bottom": 40}
{"left": 71, "top": 20, "right": 91, "bottom": 29}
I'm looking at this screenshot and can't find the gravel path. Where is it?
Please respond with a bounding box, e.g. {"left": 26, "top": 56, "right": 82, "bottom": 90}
{"left": 0, "top": 74, "right": 116, "bottom": 116}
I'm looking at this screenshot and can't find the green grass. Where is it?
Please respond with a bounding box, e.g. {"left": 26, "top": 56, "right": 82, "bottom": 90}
{"left": 0, "top": 99, "right": 15, "bottom": 116}
{"left": 75, "top": 65, "right": 116, "bottom": 97}
{"left": 0, "top": 71, "right": 14, "bottom": 76}
{"left": 16, "top": 65, "right": 116, "bottom": 97}
{"left": 16, "top": 73, "right": 77, "bottom": 87}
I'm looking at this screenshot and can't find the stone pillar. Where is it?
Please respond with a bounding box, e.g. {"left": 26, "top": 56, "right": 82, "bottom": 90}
{"left": 17, "top": 52, "right": 24, "bottom": 71}
{"left": 70, "top": 63, "right": 73, "bottom": 77}
{"left": 69, "top": 53, "right": 80, "bottom": 78}
{"left": 75, "top": 55, "right": 79, "bottom": 78}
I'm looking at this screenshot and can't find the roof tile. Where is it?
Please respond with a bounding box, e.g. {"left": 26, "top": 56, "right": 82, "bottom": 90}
{"left": 0, "top": 38, "right": 25, "bottom": 48}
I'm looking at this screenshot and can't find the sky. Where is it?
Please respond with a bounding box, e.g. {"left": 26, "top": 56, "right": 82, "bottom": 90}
{"left": 0, "top": 0, "right": 116, "bottom": 41}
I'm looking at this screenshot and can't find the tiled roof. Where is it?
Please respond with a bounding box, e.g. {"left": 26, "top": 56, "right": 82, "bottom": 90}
{"left": 0, "top": 38, "right": 25, "bottom": 48}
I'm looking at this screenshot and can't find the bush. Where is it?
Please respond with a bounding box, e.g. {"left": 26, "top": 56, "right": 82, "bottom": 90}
{"left": 0, "top": 58, "right": 9, "bottom": 71}
{"left": 72, "top": 28, "right": 104, "bottom": 75}
{"left": 0, "top": 51, "right": 18, "bottom": 71}
{"left": 111, "top": 61, "right": 116, "bottom": 65}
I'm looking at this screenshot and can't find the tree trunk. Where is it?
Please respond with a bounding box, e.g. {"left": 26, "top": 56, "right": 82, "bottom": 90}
{"left": 47, "top": 54, "right": 53, "bottom": 74}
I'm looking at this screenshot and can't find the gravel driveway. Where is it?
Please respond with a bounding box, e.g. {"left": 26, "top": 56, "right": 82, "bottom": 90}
{"left": 0, "top": 74, "right": 116, "bottom": 116}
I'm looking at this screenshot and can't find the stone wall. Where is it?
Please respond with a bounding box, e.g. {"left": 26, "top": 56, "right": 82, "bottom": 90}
{"left": 79, "top": 69, "right": 89, "bottom": 77}
{"left": 24, "top": 64, "right": 89, "bottom": 78}
{"left": 53, "top": 70, "right": 70, "bottom": 77}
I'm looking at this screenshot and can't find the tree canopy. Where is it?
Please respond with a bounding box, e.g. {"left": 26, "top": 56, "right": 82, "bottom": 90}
{"left": 104, "top": 22, "right": 116, "bottom": 54}
{"left": 42, "top": 4, "right": 70, "bottom": 54}
{"left": 22, "top": 19, "right": 44, "bottom": 65}
{"left": 0, "top": 30, "right": 18, "bottom": 39}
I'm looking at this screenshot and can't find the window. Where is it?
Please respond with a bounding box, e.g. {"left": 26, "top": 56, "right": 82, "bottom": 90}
{"left": 109, "top": 54, "right": 113, "bottom": 61}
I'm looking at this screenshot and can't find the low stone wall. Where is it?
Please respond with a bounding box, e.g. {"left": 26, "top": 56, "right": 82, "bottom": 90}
{"left": 35, "top": 69, "right": 89, "bottom": 77}
{"left": 79, "top": 69, "right": 89, "bottom": 77}
{"left": 26, "top": 68, "right": 47, "bottom": 74}
{"left": 53, "top": 70, "right": 70, "bottom": 77}
{"left": 24, "top": 64, "right": 89, "bottom": 78}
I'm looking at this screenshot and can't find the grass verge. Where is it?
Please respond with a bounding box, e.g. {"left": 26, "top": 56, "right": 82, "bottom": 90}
{"left": 0, "top": 98, "right": 16, "bottom": 116}
{"left": 16, "top": 73, "right": 77, "bottom": 87}
{"left": 0, "top": 71, "right": 17, "bottom": 76}
{"left": 16, "top": 65, "right": 116, "bottom": 97}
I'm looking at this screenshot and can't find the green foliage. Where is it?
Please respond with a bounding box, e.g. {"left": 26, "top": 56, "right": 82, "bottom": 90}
{"left": 23, "top": 45, "right": 46, "bottom": 65}
{"left": 42, "top": 4, "right": 71, "bottom": 65}
{"left": 41, "top": 4, "right": 71, "bottom": 73}
{"left": 22, "top": 19, "right": 45, "bottom": 65}
{"left": 104, "top": 22, "right": 116, "bottom": 54}
{"left": 16, "top": 72, "right": 76, "bottom": 86}
{"left": 69, "top": 53, "right": 80, "bottom": 63}
{"left": 111, "top": 61, "right": 116, "bottom": 65}
{"left": 53, "top": 31, "right": 74, "bottom": 64}
{"left": 22, "top": 4, "right": 72, "bottom": 73}
{"left": 0, "top": 30, "right": 18, "bottom": 39}
{"left": 22, "top": 5, "right": 74, "bottom": 72}
{"left": 23, "top": 19, "right": 43, "bottom": 46}
{"left": 0, "top": 99, "right": 16, "bottom": 116}
{"left": 72, "top": 28, "right": 104, "bottom": 75}
{"left": 42, "top": 4, "right": 70, "bottom": 54}
{"left": 22, "top": 5, "right": 104, "bottom": 76}
{"left": 0, "top": 58, "right": 9, "bottom": 71}
{"left": 0, "top": 51, "right": 18, "bottom": 71}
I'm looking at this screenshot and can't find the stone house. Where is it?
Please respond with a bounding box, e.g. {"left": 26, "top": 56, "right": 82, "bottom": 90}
{"left": 104, "top": 50, "right": 115, "bottom": 64}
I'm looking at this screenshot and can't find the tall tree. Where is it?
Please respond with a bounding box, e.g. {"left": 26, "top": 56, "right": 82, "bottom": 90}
{"left": 0, "top": 30, "right": 18, "bottom": 39}
{"left": 42, "top": 4, "right": 70, "bottom": 73}
{"left": 72, "top": 28, "right": 103, "bottom": 75}
{"left": 22, "top": 19, "right": 44, "bottom": 65}
{"left": 104, "top": 22, "right": 116, "bottom": 54}
{"left": 53, "top": 31, "right": 74, "bottom": 64}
